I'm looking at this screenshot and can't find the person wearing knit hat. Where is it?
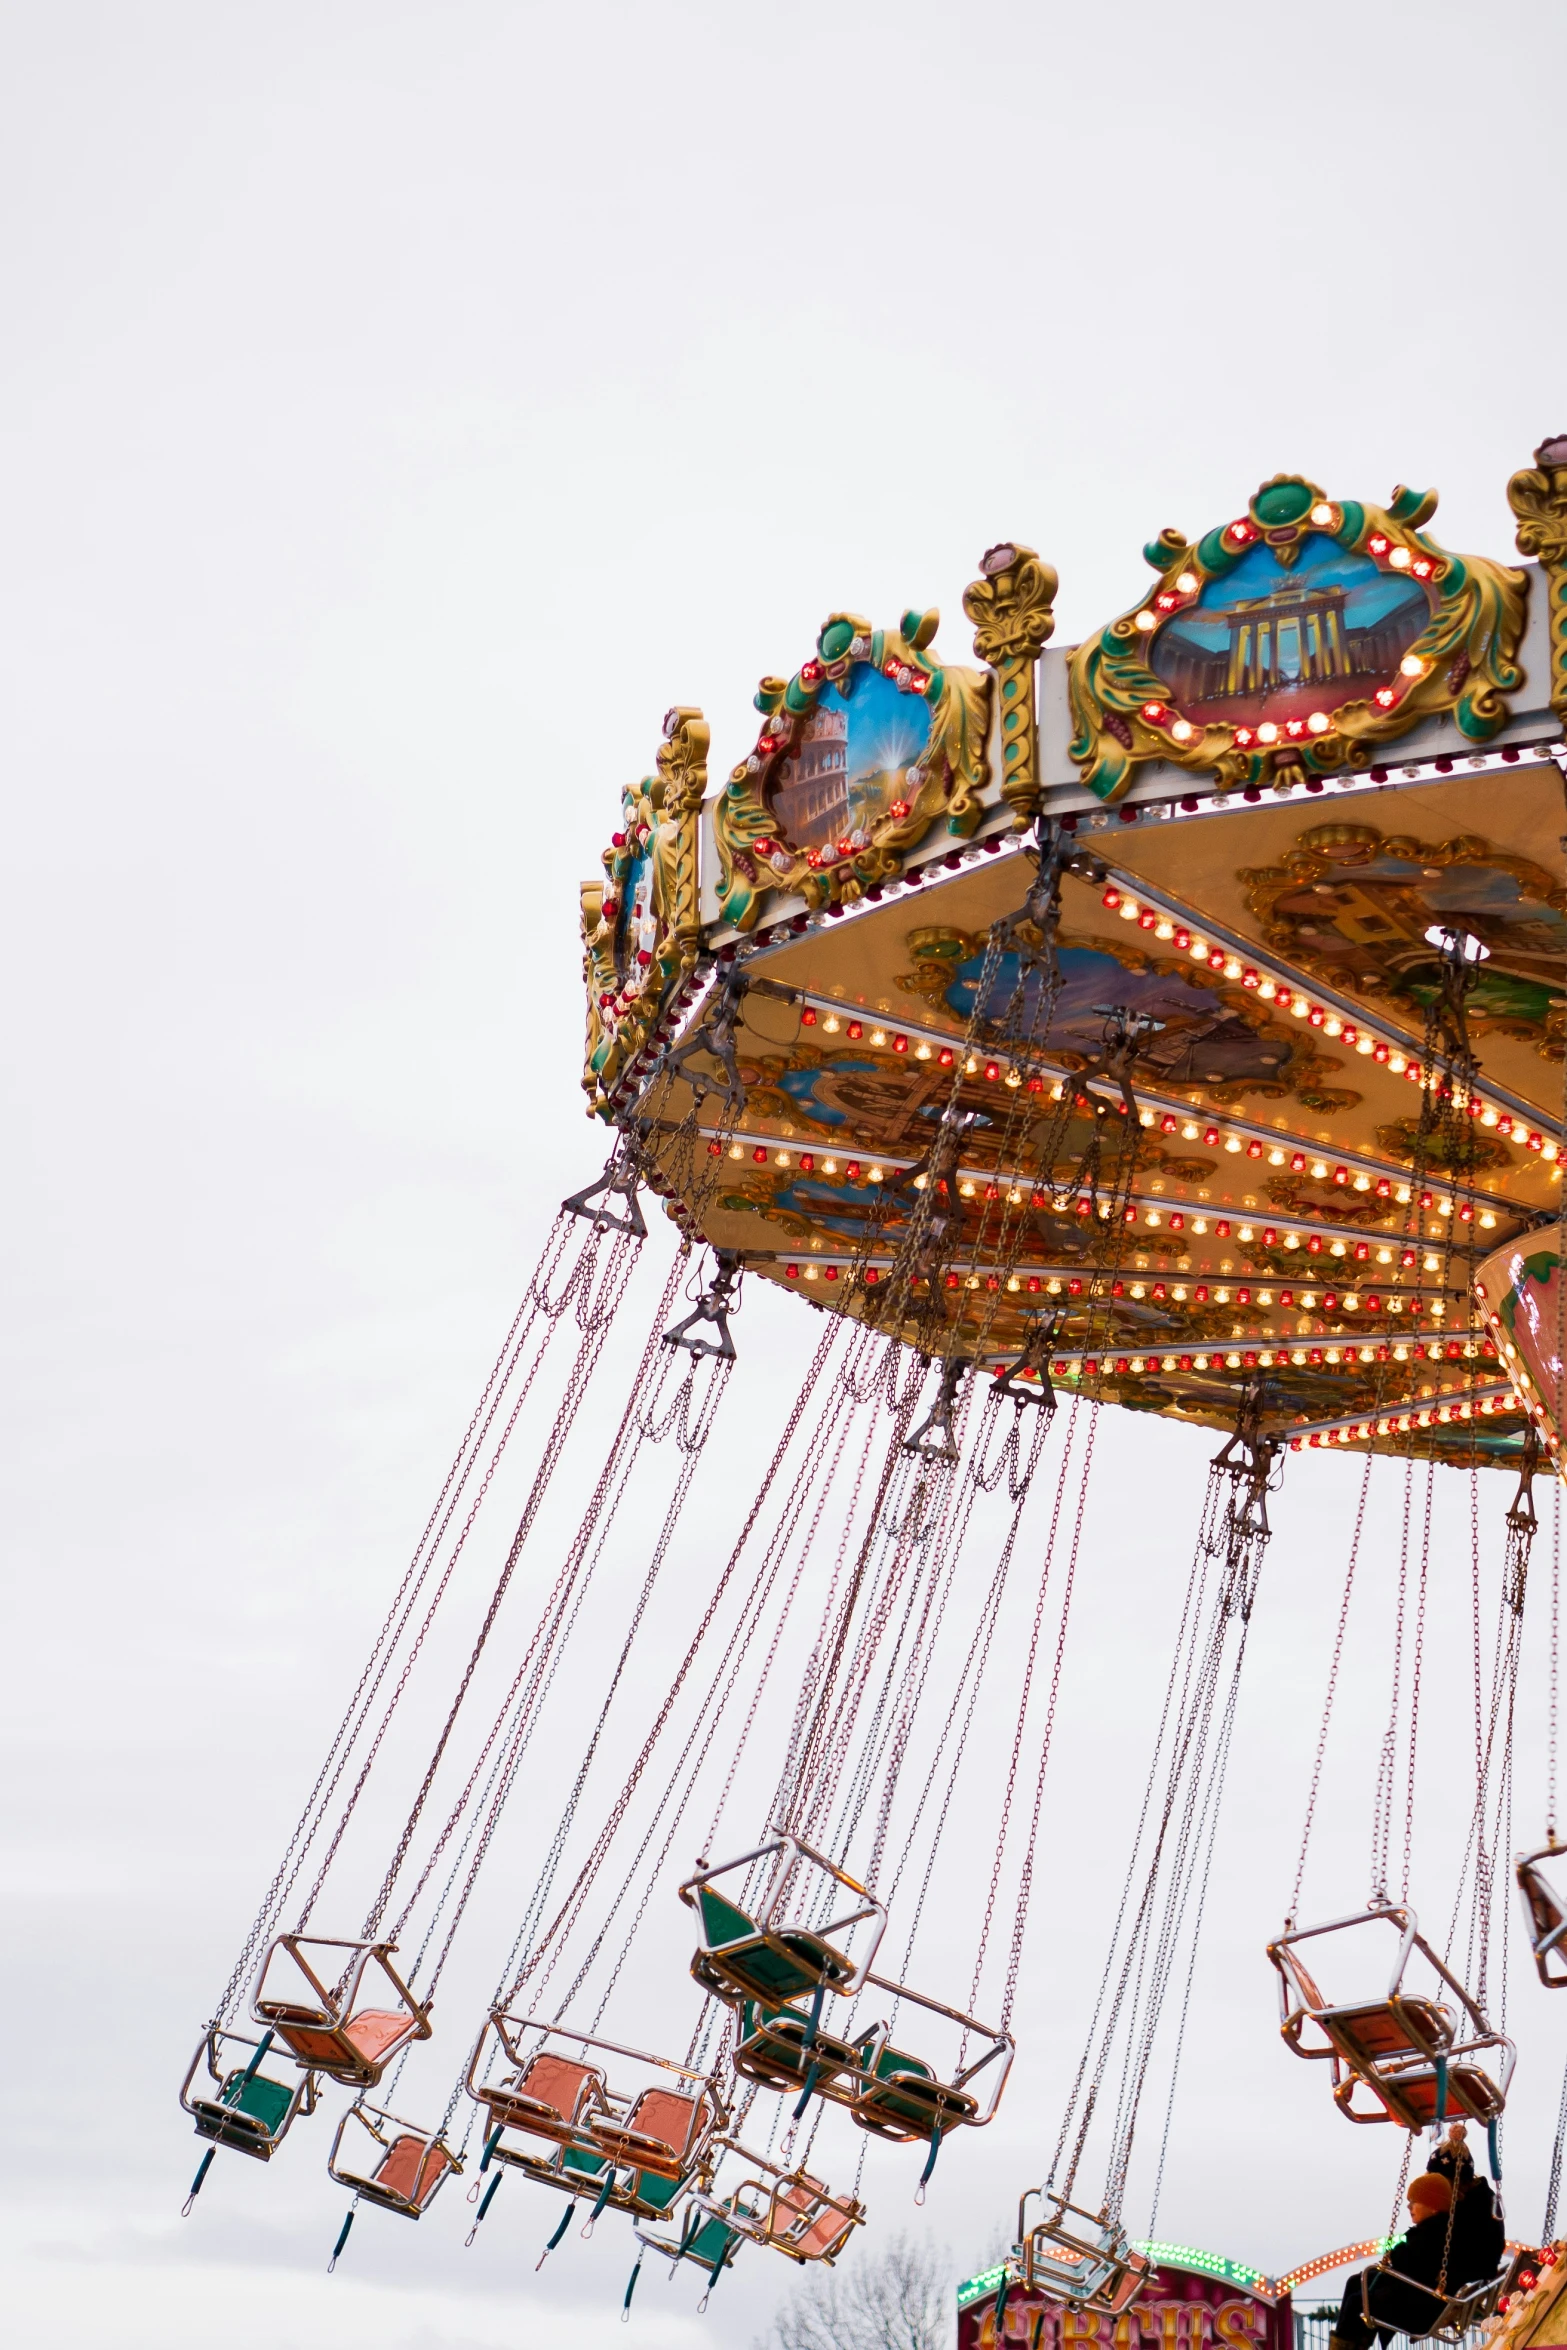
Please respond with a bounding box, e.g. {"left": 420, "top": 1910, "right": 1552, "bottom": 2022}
{"left": 1329, "top": 2126, "right": 1506, "bottom": 2350}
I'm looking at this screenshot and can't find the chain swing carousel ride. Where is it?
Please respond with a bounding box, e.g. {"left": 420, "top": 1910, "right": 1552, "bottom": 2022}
{"left": 179, "top": 444, "right": 1567, "bottom": 2323}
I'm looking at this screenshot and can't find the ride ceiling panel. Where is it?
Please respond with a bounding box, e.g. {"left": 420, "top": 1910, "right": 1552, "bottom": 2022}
{"left": 643, "top": 834, "right": 1541, "bottom": 1468}
{"left": 1101, "top": 764, "right": 1567, "bottom": 1132}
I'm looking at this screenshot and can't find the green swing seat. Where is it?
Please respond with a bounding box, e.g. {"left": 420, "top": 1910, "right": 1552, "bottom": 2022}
{"left": 192, "top": 2065, "right": 297, "bottom": 2156}
{"left": 851, "top": 2042, "right": 979, "bottom": 2142}
{"left": 691, "top": 1886, "right": 856, "bottom": 2007}
{"left": 733, "top": 1997, "right": 878, "bottom": 2103}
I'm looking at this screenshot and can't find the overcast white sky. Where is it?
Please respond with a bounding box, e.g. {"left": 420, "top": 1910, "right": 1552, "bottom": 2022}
{"left": 5, "top": 5, "right": 1567, "bottom": 2346}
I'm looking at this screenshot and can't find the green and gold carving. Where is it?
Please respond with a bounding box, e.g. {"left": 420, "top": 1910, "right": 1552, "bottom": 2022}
{"left": 1508, "top": 434, "right": 1567, "bottom": 723}
{"left": 580, "top": 706, "right": 708, "bottom": 1116}
{"left": 712, "top": 610, "right": 990, "bottom": 933}
{"left": 963, "top": 541, "right": 1058, "bottom": 828}
{"left": 1068, "top": 476, "right": 1527, "bottom": 802}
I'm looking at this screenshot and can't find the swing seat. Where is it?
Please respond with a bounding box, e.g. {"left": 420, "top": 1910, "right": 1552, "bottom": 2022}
{"left": 1517, "top": 1847, "right": 1567, "bottom": 1987}
{"left": 690, "top": 1887, "right": 858, "bottom": 2006}
{"left": 678, "top": 2211, "right": 744, "bottom": 2276}
{"left": 1019, "top": 2189, "right": 1152, "bottom": 2313}
{"left": 766, "top": 2173, "right": 864, "bottom": 2264}
{"left": 358, "top": 2133, "right": 454, "bottom": 2216}
{"left": 327, "top": 2102, "right": 461, "bottom": 2219}
{"left": 195, "top": 2068, "right": 296, "bottom": 2152}
{"left": 1360, "top": 2257, "right": 1511, "bottom": 2342}
{"left": 850, "top": 2044, "right": 979, "bottom": 2143}
{"left": 732, "top": 2000, "right": 878, "bottom": 2100}
{"left": 1335, "top": 2057, "right": 1509, "bottom": 2129}
{"left": 477, "top": 2050, "right": 606, "bottom": 2146}
{"left": 588, "top": 2086, "right": 712, "bottom": 2181}
{"left": 680, "top": 1833, "right": 887, "bottom": 2001}
{"left": 180, "top": 2028, "right": 314, "bottom": 2162}
{"left": 1320, "top": 1997, "right": 1456, "bottom": 2077}
{"left": 250, "top": 1934, "right": 430, "bottom": 2087}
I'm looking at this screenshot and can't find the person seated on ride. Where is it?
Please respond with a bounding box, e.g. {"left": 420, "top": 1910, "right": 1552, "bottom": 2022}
{"left": 1330, "top": 2126, "right": 1506, "bottom": 2350}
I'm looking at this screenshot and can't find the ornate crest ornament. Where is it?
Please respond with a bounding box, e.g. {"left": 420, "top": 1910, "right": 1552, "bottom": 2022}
{"left": 1508, "top": 434, "right": 1567, "bottom": 722}
{"left": 961, "top": 542, "right": 1058, "bottom": 826}
{"left": 1067, "top": 476, "right": 1528, "bottom": 802}
{"left": 712, "top": 610, "right": 991, "bottom": 932}
{"left": 580, "top": 706, "right": 708, "bottom": 1115}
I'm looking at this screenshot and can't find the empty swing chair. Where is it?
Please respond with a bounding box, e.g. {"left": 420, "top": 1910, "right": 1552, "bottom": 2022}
{"left": 327, "top": 2100, "right": 461, "bottom": 2218}
{"left": 179, "top": 2025, "right": 316, "bottom": 2161}
{"left": 1268, "top": 1904, "right": 1515, "bottom": 2128}
{"left": 681, "top": 1831, "right": 887, "bottom": 2009}
{"left": 697, "top": 2136, "right": 866, "bottom": 2266}
{"left": 1013, "top": 2185, "right": 1153, "bottom": 2314}
{"left": 844, "top": 1973, "right": 1014, "bottom": 2157}
{"left": 632, "top": 2196, "right": 746, "bottom": 2298}
{"left": 466, "top": 2013, "right": 726, "bottom": 2223}
{"left": 250, "top": 1933, "right": 432, "bottom": 2087}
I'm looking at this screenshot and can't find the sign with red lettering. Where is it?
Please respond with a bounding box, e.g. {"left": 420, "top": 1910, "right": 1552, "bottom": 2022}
{"left": 956, "top": 2263, "right": 1293, "bottom": 2350}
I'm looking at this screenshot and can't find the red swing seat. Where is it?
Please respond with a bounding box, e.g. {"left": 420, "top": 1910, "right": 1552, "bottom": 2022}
{"left": 588, "top": 2086, "right": 714, "bottom": 2180}
{"left": 1268, "top": 1905, "right": 1514, "bottom": 2129}
{"left": 327, "top": 2100, "right": 461, "bottom": 2219}
{"left": 250, "top": 1934, "right": 431, "bottom": 2088}
{"left": 475, "top": 2049, "right": 606, "bottom": 2146}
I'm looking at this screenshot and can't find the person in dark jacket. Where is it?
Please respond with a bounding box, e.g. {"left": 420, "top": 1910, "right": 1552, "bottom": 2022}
{"left": 1330, "top": 2126, "right": 1506, "bottom": 2350}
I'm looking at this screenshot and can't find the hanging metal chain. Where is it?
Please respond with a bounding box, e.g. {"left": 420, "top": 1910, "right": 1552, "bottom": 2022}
{"left": 1370, "top": 1461, "right": 1415, "bottom": 1904}
{"left": 1288, "top": 1446, "right": 1375, "bottom": 1927}
{"left": 1401, "top": 1463, "right": 1434, "bottom": 1903}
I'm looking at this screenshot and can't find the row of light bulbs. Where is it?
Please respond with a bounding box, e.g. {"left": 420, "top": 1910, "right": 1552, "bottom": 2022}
{"left": 718, "top": 1136, "right": 1490, "bottom": 1249}
{"left": 794, "top": 995, "right": 1543, "bottom": 1188}
{"left": 1098, "top": 889, "right": 1557, "bottom": 1153}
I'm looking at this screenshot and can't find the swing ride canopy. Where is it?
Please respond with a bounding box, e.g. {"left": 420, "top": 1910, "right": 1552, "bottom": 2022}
{"left": 580, "top": 447, "right": 1567, "bottom": 1470}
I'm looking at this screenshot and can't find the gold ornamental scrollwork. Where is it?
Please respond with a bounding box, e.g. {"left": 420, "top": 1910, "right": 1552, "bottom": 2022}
{"left": 963, "top": 541, "right": 1058, "bottom": 828}
{"left": 1067, "top": 475, "right": 1527, "bottom": 802}
{"left": 711, "top": 609, "right": 991, "bottom": 933}
{"left": 1508, "top": 434, "right": 1567, "bottom": 723}
{"left": 580, "top": 706, "right": 709, "bottom": 1117}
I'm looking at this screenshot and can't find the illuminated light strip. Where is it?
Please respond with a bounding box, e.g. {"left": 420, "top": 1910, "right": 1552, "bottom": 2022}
{"left": 1048, "top": 735, "right": 1567, "bottom": 834}
{"left": 694, "top": 1126, "right": 1488, "bottom": 1277}
{"left": 789, "top": 983, "right": 1484, "bottom": 1193}
{"left": 1092, "top": 865, "right": 1565, "bottom": 1152}
{"left": 1042, "top": 1352, "right": 1499, "bottom": 1387}
{"left": 1285, "top": 1386, "right": 1517, "bottom": 1450}
{"left": 1277, "top": 2241, "right": 1395, "bottom": 2294}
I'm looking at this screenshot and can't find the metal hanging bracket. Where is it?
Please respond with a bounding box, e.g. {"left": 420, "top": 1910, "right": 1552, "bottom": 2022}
{"left": 662, "top": 1250, "right": 742, "bottom": 1361}
{"left": 562, "top": 1142, "right": 649, "bottom": 1237}
{"left": 659, "top": 962, "right": 750, "bottom": 1122}
{"left": 991, "top": 1318, "right": 1059, "bottom": 1413}
{"left": 903, "top": 1356, "right": 968, "bottom": 1461}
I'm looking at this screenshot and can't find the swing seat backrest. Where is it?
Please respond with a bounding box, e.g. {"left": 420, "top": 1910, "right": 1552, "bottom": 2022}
{"left": 734, "top": 2001, "right": 874, "bottom": 2094}
{"left": 218, "top": 2068, "right": 295, "bottom": 2139}
{"left": 684, "top": 2212, "right": 741, "bottom": 2273}
{"left": 772, "top": 2175, "right": 859, "bottom": 2262}
{"left": 852, "top": 2045, "right": 978, "bottom": 2141}
{"left": 373, "top": 2133, "right": 452, "bottom": 2211}
{"left": 259, "top": 2006, "right": 415, "bottom": 2082}
{"left": 693, "top": 1887, "right": 853, "bottom": 2004}
{"left": 486, "top": 2052, "right": 605, "bottom": 2141}
{"left": 590, "top": 2087, "right": 710, "bottom": 2179}
{"left": 1097, "top": 2247, "right": 1153, "bottom": 2316}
